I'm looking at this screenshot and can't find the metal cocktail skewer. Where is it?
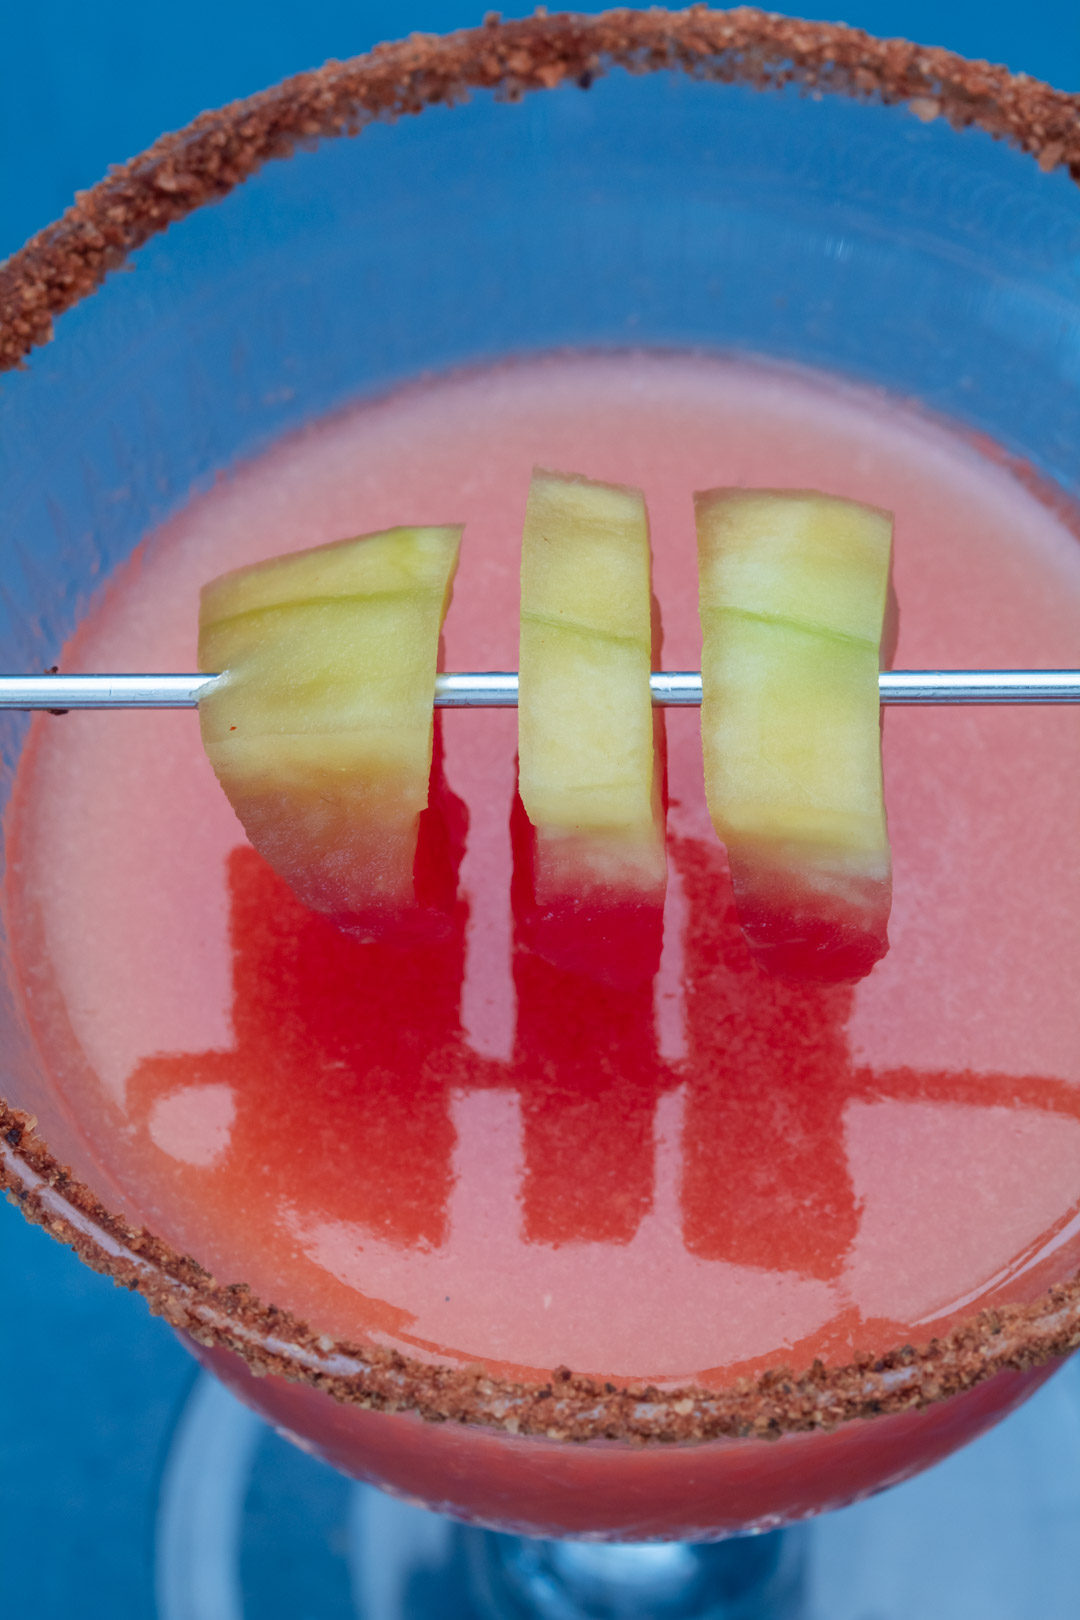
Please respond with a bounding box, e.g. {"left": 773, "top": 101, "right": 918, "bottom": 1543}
{"left": 2, "top": 670, "right": 1080, "bottom": 709}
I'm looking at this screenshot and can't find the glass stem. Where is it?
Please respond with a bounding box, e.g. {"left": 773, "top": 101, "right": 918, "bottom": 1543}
{"left": 464, "top": 1525, "right": 809, "bottom": 1620}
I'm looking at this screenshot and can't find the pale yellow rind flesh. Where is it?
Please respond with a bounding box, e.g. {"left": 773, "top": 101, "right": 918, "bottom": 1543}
{"left": 695, "top": 488, "right": 893, "bottom": 978}
{"left": 198, "top": 524, "right": 461, "bottom": 921}
{"left": 518, "top": 469, "right": 665, "bottom": 897}
{"left": 696, "top": 489, "right": 893, "bottom": 643}
{"left": 698, "top": 610, "right": 888, "bottom": 863}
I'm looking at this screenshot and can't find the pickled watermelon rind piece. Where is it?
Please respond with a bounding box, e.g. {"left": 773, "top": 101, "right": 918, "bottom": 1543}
{"left": 695, "top": 488, "right": 894, "bottom": 983}
{"left": 516, "top": 468, "right": 666, "bottom": 987}
{"left": 198, "top": 524, "right": 463, "bottom": 940}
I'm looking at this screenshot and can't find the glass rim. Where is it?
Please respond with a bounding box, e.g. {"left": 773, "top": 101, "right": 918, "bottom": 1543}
{"left": 2, "top": 6, "right": 1080, "bottom": 1445}
{"left": 2, "top": 6, "right": 1080, "bottom": 377}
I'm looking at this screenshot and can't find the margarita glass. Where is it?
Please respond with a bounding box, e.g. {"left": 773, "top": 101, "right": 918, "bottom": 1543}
{"left": 3, "top": 9, "right": 1080, "bottom": 1616}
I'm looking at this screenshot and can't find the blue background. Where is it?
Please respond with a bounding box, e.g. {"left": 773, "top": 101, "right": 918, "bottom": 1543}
{"left": 2, "top": 4, "right": 1080, "bottom": 1616}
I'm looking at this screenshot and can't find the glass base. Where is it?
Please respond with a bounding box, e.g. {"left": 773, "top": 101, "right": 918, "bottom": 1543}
{"left": 156, "top": 1362, "right": 1080, "bottom": 1620}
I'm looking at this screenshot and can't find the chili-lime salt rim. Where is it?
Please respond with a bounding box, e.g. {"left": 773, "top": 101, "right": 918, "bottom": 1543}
{"left": 3, "top": 7, "right": 1080, "bottom": 374}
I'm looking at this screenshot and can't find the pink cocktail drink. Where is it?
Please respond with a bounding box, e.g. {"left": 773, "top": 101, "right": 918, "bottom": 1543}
{"left": 8, "top": 352, "right": 1080, "bottom": 1536}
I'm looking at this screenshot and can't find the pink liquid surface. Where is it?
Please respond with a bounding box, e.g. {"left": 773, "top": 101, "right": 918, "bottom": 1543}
{"left": 9, "top": 351, "right": 1080, "bottom": 1533}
